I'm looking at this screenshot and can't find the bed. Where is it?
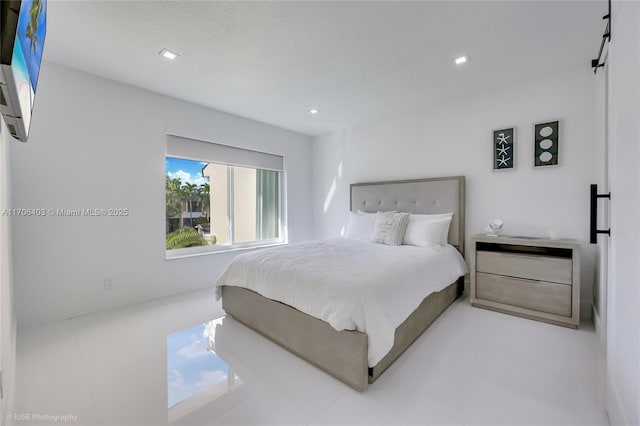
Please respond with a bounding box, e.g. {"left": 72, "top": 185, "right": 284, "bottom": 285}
{"left": 216, "top": 176, "right": 466, "bottom": 391}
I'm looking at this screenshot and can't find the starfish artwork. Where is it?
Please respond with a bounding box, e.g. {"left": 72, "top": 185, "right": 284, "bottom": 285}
{"left": 497, "top": 155, "right": 511, "bottom": 167}
{"left": 496, "top": 133, "right": 511, "bottom": 146}
{"left": 493, "top": 128, "right": 515, "bottom": 170}
{"left": 497, "top": 145, "right": 510, "bottom": 156}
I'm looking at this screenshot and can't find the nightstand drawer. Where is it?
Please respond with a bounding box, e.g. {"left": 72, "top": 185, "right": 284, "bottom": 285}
{"left": 476, "top": 251, "right": 572, "bottom": 285}
{"left": 476, "top": 272, "right": 571, "bottom": 316}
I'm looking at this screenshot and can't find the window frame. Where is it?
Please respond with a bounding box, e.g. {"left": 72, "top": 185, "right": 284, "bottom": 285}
{"left": 165, "top": 142, "right": 287, "bottom": 260}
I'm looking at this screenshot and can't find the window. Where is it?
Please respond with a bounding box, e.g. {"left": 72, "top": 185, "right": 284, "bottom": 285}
{"left": 165, "top": 134, "right": 285, "bottom": 257}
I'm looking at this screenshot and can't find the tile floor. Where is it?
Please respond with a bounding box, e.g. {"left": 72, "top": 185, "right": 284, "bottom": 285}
{"left": 11, "top": 289, "right": 609, "bottom": 426}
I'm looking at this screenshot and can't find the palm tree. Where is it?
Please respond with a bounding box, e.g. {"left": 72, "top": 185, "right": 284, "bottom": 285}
{"left": 181, "top": 182, "right": 199, "bottom": 227}
{"left": 176, "top": 185, "right": 189, "bottom": 228}
{"left": 166, "top": 227, "right": 207, "bottom": 250}
{"left": 25, "top": 0, "right": 44, "bottom": 55}
{"left": 198, "top": 183, "right": 210, "bottom": 221}
{"left": 165, "top": 176, "right": 182, "bottom": 232}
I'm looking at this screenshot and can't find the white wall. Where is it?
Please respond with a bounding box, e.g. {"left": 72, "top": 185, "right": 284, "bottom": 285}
{"left": 313, "top": 68, "right": 598, "bottom": 315}
{"left": 10, "top": 63, "right": 313, "bottom": 325}
{"left": 0, "top": 118, "right": 16, "bottom": 425}
{"left": 605, "top": 1, "right": 640, "bottom": 424}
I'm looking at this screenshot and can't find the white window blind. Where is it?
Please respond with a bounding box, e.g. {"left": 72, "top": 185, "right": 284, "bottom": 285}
{"left": 166, "top": 134, "right": 284, "bottom": 172}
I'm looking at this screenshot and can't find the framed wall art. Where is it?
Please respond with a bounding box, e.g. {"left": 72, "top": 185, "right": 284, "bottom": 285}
{"left": 493, "top": 127, "right": 515, "bottom": 170}
{"left": 534, "top": 120, "right": 559, "bottom": 167}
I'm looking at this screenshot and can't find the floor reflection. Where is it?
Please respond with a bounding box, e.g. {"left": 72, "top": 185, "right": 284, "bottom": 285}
{"left": 167, "top": 316, "right": 243, "bottom": 423}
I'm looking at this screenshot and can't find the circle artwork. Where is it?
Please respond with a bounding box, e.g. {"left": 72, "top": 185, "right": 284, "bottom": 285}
{"left": 539, "top": 152, "right": 553, "bottom": 162}
{"left": 534, "top": 121, "right": 559, "bottom": 167}
{"left": 539, "top": 139, "right": 553, "bottom": 149}
{"left": 539, "top": 126, "right": 553, "bottom": 137}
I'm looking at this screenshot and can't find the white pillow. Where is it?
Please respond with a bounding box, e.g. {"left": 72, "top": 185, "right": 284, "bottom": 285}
{"left": 403, "top": 213, "right": 453, "bottom": 247}
{"left": 345, "top": 211, "right": 377, "bottom": 240}
{"left": 371, "top": 211, "right": 410, "bottom": 246}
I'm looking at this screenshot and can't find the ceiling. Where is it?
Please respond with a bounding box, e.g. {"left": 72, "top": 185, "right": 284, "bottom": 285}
{"left": 44, "top": 1, "right": 605, "bottom": 136}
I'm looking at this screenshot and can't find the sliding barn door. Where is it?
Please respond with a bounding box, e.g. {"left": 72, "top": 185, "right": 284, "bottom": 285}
{"left": 593, "top": 54, "right": 610, "bottom": 346}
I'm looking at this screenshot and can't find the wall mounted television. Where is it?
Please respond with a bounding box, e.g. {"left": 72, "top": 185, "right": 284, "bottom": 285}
{"left": 0, "top": 0, "right": 46, "bottom": 142}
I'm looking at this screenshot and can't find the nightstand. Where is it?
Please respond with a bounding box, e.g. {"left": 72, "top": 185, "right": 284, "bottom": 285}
{"left": 469, "top": 234, "right": 580, "bottom": 328}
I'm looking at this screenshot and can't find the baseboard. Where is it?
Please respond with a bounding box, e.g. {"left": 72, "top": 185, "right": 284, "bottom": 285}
{"left": 1, "top": 373, "right": 15, "bottom": 426}
{"left": 592, "top": 306, "right": 607, "bottom": 351}
{"left": 580, "top": 300, "right": 593, "bottom": 320}
{"left": 1, "top": 318, "right": 17, "bottom": 426}
{"left": 1, "top": 358, "right": 16, "bottom": 426}
{"left": 607, "top": 375, "right": 630, "bottom": 426}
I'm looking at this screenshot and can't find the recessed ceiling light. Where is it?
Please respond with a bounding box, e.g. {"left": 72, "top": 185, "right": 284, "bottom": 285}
{"left": 159, "top": 48, "right": 179, "bottom": 60}
{"left": 454, "top": 55, "right": 469, "bottom": 65}
{"left": 309, "top": 109, "right": 319, "bottom": 115}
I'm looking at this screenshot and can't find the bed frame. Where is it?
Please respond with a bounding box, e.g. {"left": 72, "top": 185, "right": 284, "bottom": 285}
{"left": 222, "top": 176, "right": 466, "bottom": 391}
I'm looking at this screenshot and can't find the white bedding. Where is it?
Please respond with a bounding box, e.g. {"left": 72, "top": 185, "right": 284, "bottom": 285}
{"left": 214, "top": 238, "right": 467, "bottom": 366}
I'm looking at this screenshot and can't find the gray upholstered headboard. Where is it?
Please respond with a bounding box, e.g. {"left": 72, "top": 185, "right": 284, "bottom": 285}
{"left": 350, "top": 176, "right": 465, "bottom": 254}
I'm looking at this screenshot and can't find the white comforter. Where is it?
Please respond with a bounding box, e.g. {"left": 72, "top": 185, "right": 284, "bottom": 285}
{"left": 214, "top": 238, "right": 467, "bottom": 366}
